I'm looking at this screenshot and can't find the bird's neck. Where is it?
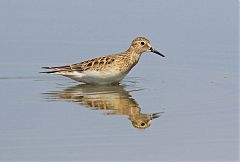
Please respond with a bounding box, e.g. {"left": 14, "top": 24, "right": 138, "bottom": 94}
{"left": 124, "top": 49, "right": 142, "bottom": 68}
{"left": 130, "top": 52, "right": 141, "bottom": 64}
{"left": 127, "top": 46, "right": 143, "bottom": 54}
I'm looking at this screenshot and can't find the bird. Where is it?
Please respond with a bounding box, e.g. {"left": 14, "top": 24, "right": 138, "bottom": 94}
{"left": 41, "top": 37, "right": 165, "bottom": 85}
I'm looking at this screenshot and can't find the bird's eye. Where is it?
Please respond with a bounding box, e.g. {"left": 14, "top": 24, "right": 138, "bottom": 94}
{"left": 140, "top": 42, "right": 145, "bottom": 46}
{"left": 141, "top": 122, "right": 146, "bottom": 126}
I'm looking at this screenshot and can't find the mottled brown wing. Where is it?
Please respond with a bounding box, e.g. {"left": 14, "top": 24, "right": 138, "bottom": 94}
{"left": 41, "top": 55, "right": 117, "bottom": 73}
{"left": 70, "top": 55, "right": 116, "bottom": 71}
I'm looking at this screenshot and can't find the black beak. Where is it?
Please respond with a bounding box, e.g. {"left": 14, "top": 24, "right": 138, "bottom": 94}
{"left": 150, "top": 112, "right": 162, "bottom": 119}
{"left": 150, "top": 112, "right": 164, "bottom": 119}
{"left": 149, "top": 47, "right": 165, "bottom": 57}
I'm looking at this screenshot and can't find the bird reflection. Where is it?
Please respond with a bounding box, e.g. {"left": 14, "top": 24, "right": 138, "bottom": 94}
{"left": 44, "top": 84, "right": 162, "bottom": 129}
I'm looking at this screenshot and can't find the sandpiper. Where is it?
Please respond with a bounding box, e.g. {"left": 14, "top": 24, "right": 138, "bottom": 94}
{"left": 41, "top": 37, "right": 165, "bottom": 85}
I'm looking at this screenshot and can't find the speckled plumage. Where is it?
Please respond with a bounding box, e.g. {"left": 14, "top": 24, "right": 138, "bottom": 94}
{"left": 42, "top": 37, "right": 165, "bottom": 85}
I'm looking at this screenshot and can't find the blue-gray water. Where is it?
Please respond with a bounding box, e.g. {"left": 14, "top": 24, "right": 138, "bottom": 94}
{"left": 0, "top": 0, "right": 238, "bottom": 161}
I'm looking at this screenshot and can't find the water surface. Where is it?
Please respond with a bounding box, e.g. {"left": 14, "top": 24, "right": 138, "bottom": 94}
{"left": 0, "top": 0, "right": 238, "bottom": 161}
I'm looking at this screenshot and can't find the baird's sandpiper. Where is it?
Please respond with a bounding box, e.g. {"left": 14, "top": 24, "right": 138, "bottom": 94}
{"left": 41, "top": 37, "right": 165, "bottom": 85}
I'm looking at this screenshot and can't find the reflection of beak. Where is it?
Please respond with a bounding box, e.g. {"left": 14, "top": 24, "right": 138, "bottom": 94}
{"left": 149, "top": 47, "right": 165, "bottom": 57}
{"left": 150, "top": 112, "right": 163, "bottom": 119}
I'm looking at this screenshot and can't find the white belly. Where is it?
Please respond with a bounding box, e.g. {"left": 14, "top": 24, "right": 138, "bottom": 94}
{"left": 64, "top": 70, "right": 127, "bottom": 85}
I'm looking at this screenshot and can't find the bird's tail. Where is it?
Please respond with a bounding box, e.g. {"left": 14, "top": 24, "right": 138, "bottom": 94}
{"left": 40, "top": 66, "right": 72, "bottom": 74}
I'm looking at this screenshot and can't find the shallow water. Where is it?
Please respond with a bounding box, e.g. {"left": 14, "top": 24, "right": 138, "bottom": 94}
{"left": 0, "top": 0, "right": 238, "bottom": 161}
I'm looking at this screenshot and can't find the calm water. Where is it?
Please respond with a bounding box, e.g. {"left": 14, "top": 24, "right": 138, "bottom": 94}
{"left": 0, "top": 0, "right": 238, "bottom": 161}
